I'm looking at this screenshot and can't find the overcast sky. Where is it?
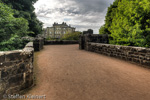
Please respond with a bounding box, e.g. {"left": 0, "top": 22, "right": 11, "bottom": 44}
{"left": 34, "top": 0, "right": 114, "bottom": 34}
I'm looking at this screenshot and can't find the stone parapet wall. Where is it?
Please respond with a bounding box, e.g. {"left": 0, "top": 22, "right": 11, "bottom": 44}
{"left": 79, "top": 34, "right": 109, "bottom": 50}
{"left": 88, "top": 42, "right": 150, "bottom": 67}
{"left": 33, "top": 38, "right": 44, "bottom": 51}
{"left": 0, "top": 42, "right": 34, "bottom": 99}
{"left": 45, "top": 40, "right": 78, "bottom": 45}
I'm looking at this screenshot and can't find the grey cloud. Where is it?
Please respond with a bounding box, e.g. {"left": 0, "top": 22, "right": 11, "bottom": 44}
{"left": 34, "top": 0, "right": 114, "bottom": 33}
{"left": 36, "top": 0, "right": 114, "bottom": 17}
{"left": 36, "top": 6, "right": 79, "bottom": 17}
{"left": 57, "top": 7, "right": 80, "bottom": 15}
{"left": 73, "top": 24, "right": 102, "bottom": 34}
{"left": 74, "top": 12, "right": 105, "bottom": 24}
{"left": 56, "top": 0, "right": 114, "bottom": 14}
{"left": 76, "top": 0, "right": 109, "bottom": 13}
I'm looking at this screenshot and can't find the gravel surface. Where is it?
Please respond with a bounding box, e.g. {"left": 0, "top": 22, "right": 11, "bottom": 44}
{"left": 25, "top": 44, "right": 150, "bottom": 100}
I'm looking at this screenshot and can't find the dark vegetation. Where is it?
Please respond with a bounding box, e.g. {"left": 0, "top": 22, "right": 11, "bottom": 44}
{"left": 0, "top": 0, "right": 43, "bottom": 51}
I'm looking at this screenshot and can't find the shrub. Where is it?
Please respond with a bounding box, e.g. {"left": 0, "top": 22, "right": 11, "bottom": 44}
{"left": 61, "top": 31, "right": 82, "bottom": 40}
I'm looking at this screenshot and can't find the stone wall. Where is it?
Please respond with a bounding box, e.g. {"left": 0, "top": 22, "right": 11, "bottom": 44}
{"left": 87, "top": 43, "right": 150, "bottom": 67}
{"left": 79, "top": 34, "right": 109, "bottom": 50}
{"left": 0, "top": 42, "right": 34, "bottom": 99}
{"left": 33, "top": 38, "right": 44, "bottom": 51}
{"left": 45, "top": 40, "right": 78, "bottom": 45}
{"left": 79, "top": 29, "right": 150, "bottom": 67}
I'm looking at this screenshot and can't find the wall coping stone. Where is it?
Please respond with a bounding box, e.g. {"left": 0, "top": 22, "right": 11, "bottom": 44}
{"left": 89, "top": 42, "right": 150, "bottom": 51}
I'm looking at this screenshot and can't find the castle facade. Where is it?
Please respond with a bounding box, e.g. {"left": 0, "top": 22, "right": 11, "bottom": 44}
{"left": 44, "top": 22, "right": 76, "bottom": 39}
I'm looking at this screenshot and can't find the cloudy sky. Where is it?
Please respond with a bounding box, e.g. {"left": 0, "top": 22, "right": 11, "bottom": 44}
{"left": 34, "top": 0, "right": 114, "bottom": 34}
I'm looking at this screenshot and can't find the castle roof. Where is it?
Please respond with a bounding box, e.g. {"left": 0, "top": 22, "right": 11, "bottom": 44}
{"left": 51, "top": 22, "right": 75, "bottom": 29}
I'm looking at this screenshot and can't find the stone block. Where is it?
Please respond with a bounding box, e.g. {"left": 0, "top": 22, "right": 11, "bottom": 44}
{"left": 9, "top": 74, "right": 24, "bottom": 87}
{"left": 0, "top": 62, "right": 15, "bottom": 68}
{"left": 21, "top": 73, "right": 33, "bottom": 90}
{"left": 16, "top": 63, "right": 26, "bottom": 74}
{"left": 6, "top": 86, "right": 21, "bottom": 94}
{"left": 0, "top": 80, "right": 6, "bottom": 97}
{"left": 1, "top": 68, "right": 10, "bottom": 79}
{"left": 132, "top": 58, "right": 140, "bottom": 63}
{"left": 143, "top": 61, "right": 150, "bottom": 66}
{"left": 127, "top": 57, "right": 132, "bottom": 61}
{"left": 0, "top": 53, "right": 5, "bottom": 63}
{"left": 5, "top": 51, "right": 21, "bottom": 62}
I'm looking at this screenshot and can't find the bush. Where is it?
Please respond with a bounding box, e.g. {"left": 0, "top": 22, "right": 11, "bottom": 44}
{"left": 46, "top": 37, "right": 58, "bottom": 41}
{"left": 0, "top": 35, "right": 28, "bottom": 51}
{"left": 61, "top": 31, "right": 82, "bottom": 40}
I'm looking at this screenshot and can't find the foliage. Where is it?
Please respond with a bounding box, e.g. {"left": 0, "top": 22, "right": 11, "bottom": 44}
{"left": 104, "top": 0, "right": 119, "bottom": 35}
{"left": 46, "top": 37, "right": 59, "bottom": 41}
{"left": 99, "top": 24, "right": 108, "bottom": 34}
{"left": 0, "top": 2, "right": 29, "bottom": 51}
{"left": 101, "top": 0, "right": 150, "bottom": 47}
{"left": 0, "top": 35, "right": 27, "bottom": 51}
{"left": 61, "top": 31, "right": 82, "bottom": 40}
{"left": 1, "top": 0, "right": 43, "bottom": 37}
{"left": 0, "top": 0, "right": 43, "bottom": 51}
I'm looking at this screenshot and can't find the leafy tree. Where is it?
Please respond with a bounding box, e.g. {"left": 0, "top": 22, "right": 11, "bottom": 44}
{"left": 1, "top": 0, "right": 43, "bottom": 37}
{"left": 102, "top": 0, "right": 150, "bottom": 47}
{"left": 99, "top": 24, "right": 108, "bottom": 34}
{"left": 61, "top": 31, "right": 82, "bottom": 40}
{"left": 0, "top": 2, "right": 29, "bottom": 51}
{"left": 104, "top": 0, "right": 120, "bottom": 34}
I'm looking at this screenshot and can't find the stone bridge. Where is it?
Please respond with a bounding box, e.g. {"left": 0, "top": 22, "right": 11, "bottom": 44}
{"left": 26, "top": 44, "right": 150, "bottom": 100}
{"left": 0, "top": 30, "right": 150, "bottom": 100}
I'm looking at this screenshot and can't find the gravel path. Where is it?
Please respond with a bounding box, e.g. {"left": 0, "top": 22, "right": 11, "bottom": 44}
{"left": 26, "top": 44, "right": 150, "bottom": 100}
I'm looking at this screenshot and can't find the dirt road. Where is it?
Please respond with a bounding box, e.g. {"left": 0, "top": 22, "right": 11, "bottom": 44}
{"left": 26, "top": 44, "right": 150, "bottom": 100}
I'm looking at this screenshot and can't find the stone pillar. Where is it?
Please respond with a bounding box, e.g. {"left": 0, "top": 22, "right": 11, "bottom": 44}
{"left": 33, "top": 38, "right": 44, "bottom": 51}
{"left": 79, "top": 35, "right": 85, "bottom": 50}
{"left": 79, "top": 29, "right": 109, "bottom": 50}
{"left": 84, "top": 34, "right": 92, "bottom": 50}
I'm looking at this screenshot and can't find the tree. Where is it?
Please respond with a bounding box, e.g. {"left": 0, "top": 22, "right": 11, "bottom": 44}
{"left": 0, "top": 2, "right": 29, "bottom": 51}
{"left": 99, "top": 24, "right": 109, "bottom": 34}
{"left": 1, "top": 0, "right": 43, "bottom": 37}
{"left": 104, "top": 0, "right": 120, "bottom": 35}
{"left": 102, "top": 0, "right": 150, "bottom": 47}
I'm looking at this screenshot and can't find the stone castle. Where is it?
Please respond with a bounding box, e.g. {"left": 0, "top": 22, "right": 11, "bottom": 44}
{"left": 44, "top": 22, "right": 76, "bottom": 39}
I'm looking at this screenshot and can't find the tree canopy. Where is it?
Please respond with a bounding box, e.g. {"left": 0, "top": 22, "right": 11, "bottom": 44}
{"left": 0, "top": 2, "right": 29, "bottom": 51}
{"left": 2, "top": 0, "right": 43, "bottom": 37}
{"left": 0, "top": 0, "right": 43, "bottom": 50}
{"left": 100, "top": 0, "right": 150, "bottom": 47}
